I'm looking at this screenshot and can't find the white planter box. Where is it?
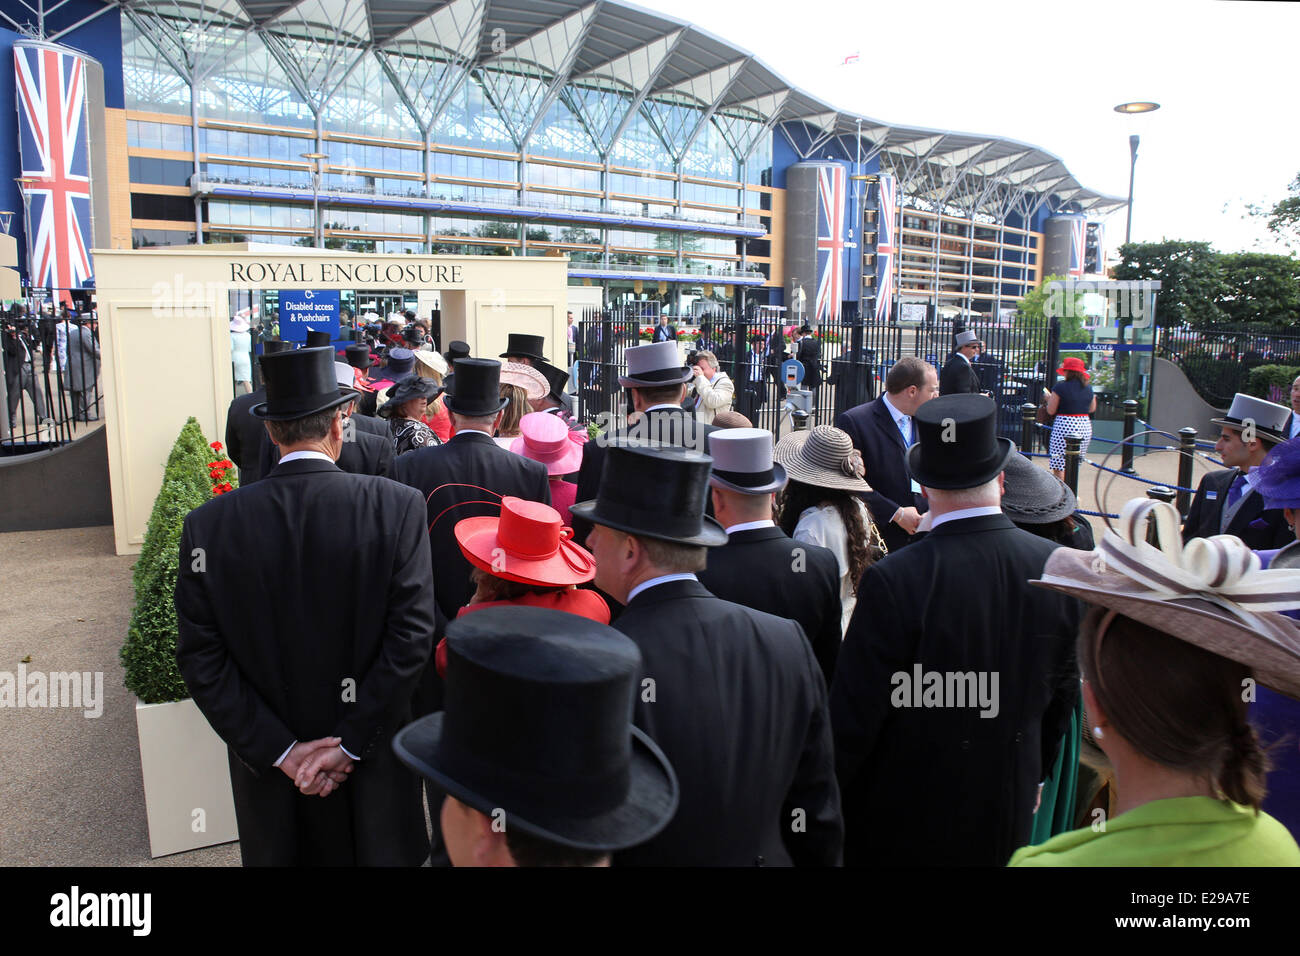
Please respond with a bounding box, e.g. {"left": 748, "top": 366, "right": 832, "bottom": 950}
{"left": 135, "top": 698, "right": 239, "bottom": 858}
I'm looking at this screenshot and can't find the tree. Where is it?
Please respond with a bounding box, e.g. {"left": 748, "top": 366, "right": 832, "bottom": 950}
{"left": 1264, "top": 172, "right": 1300, "bottom": 246}
{"left": 1216, "top": 252, "right": 1300, "bottom": 325}
{"left": 1112, "top": 240, "right": 1228, "bottom": 328}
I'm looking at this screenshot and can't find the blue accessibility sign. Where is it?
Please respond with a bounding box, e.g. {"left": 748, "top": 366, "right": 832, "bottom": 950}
{"left": 1059, "top": 343, "right": 1154, "bottom": 353}
{"left": 279, "top": 289, "right": 340, "bottom": 342}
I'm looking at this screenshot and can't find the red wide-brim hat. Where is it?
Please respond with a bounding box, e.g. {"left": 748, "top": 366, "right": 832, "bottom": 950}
{"left": 1056, "top": 357, "right": 1090, "bottom": 381}
{"left": 454, "top": 498, "right": 596, "bottom": 587}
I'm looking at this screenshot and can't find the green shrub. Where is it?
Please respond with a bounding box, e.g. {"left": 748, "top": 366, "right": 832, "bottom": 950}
{"left": 1246, "top": 364, "right": 1300, "bottom": 403}
{"left": 121, "top": 417, "right": 216, "bottom": 703}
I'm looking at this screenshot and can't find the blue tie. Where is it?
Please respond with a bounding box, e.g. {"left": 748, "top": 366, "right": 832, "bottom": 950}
{"left": 1226, "top": 473, "right": 1247, "bottom": 509}
{"left": 898, "top": 415, "right": 912, "bottom": 447}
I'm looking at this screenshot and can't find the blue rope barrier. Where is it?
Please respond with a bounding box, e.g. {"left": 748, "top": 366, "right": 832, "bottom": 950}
{"left": 1084, "top": 458, "right": 1198, "bottom": 493}
{"left": 1077, "top": 508, "right": 1121, "bottom": 519}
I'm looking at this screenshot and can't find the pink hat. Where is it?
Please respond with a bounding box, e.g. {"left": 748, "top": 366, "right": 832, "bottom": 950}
{"left": 512, "top": 411, "right": 585, "bottom": 475}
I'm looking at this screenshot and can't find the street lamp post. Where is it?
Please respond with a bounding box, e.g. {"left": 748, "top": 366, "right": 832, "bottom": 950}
{"left": 14, "top": 177, "right": 38, "bottom": 304}
{"left": 1113, "top": 102, "right": 1161, "bottom": 245}
{"left": 300, "top": 152, "right": 328, "bottom": 248}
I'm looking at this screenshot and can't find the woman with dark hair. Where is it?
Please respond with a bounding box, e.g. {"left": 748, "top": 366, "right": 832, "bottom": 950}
{"left": 1010, "top": 499, "right": 1300, "bottom": 865}
{"left": 1000, "top": 450, "right": 1095, "bottom": 551}
{"left": 1044, "top": 357, "right": 1097, "bottom": 481}
{"left": 774, "top": 425, "right": 885, "bottom": 635}
{"left": 379, "top": 377, "right": 441, "bottom": 455}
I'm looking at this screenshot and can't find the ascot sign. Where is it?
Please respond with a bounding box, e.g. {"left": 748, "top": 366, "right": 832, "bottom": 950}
{"left": 228, "top": 260, "right": 466, "bottom": 286}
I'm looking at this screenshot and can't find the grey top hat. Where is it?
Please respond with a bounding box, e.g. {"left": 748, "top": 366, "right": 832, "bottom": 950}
{"left": 1211, "top": 392, "right": 1291, "bottom": 445}
{"left": 707, "top": 428, "right": 787, "bottom": 495}
{"left": 618, "top": 341, "right": 692, "bottom": 388}
{"left": 1271, "top": 540, "right": 1300, "bottom": 570}
{"left": 1001, "top": 450, "right": 1077, "bottom": 524}
{"left": 955, "top": 330, "right": 981, "bottom": 347}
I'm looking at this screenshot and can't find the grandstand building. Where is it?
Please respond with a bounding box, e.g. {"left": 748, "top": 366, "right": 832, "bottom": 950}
{"left": 1, "top": 0, "right": 1124, "bottom": 320}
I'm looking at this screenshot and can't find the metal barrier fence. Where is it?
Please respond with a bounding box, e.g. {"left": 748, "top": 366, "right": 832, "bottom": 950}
{"left": 2, "top": 307, "right": 103, "bottom": 454}
{"left": 1157, "top": 324, "right": 1300, "bottom": 408}
{"left": 574, "top": 306, "right": 1058, "bottom": 443}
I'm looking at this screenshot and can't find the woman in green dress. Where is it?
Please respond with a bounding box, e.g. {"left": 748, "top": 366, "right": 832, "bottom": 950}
{"left": 1010, "top": 498, "right": 1300, "bottom": 866}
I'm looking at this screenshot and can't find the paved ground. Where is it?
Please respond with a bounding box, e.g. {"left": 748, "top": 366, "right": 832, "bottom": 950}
{"left": 0, "top": 436, "right": 1209, "bottom": 866}
{"left": 0, "top": 526, "right": 240, "bottom": 866}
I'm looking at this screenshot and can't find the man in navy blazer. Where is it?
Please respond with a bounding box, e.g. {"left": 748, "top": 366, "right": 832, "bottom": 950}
{"left": 834, "top": 357, "right": 939, "bottom": 555}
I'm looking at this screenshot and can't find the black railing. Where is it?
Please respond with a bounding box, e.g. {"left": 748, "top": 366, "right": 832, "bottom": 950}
{"left": 573, "top": 306, "right": 1059, "bottom": 444}
{"left": 1157, "top": 324, "right": 1300, "bottom": 408}
{"left": 2, "top": 306, "right": 103, "bottom": 455}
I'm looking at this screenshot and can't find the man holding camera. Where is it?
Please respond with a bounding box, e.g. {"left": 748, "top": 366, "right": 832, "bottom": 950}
{"left": 687, "top": 350, "right": 734, "bottom": 425}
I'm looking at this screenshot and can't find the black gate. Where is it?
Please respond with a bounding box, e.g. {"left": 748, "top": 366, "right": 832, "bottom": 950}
{"left": 573, "top": 305, "right": 1058, "bottom": 445}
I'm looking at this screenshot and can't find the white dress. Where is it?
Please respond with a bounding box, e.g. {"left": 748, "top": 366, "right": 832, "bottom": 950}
{"left": 791, "top": 500, "right": 871, "bottom": 636}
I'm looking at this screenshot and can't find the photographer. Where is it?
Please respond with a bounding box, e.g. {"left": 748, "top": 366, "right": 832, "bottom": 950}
{"left": 4, "top": 306, "right": 47, "bottom": 430}
{"left": 686, "top": 349, "right": 734, "bottom": 425}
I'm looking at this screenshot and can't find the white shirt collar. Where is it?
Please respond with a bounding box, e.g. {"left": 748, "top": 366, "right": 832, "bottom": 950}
{"left": 957, "top": 351, "right": 972, "bottom": 365}
{"left": 627, "top": 572, "right": 698, "bottom": 603}
{"left": 278, "top": 450, "right": 334, "bottom": 464}
{"left": 724, "top": 519, "right": 775, "bottom": 534}
{"left": 646, "top": 402, "right": 684, "bottom": 412}
{"left": 930, "top": 505, "right": 1004, "bottom": 529}
{"left": 881, "top": 392, "right": 908, "bottom": 427}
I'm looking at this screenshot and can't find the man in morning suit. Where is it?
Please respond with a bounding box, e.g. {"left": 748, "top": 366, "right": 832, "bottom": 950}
{"left": 833, "top": 356, "right": 939, "bottom": 554}
{"left": 794, "top": 325, "right": 824, "bottom": 395}
{"left": 939, "top": 329, "right": 983, "bottom": 396}
{"left": 697, "top": 428, "right": 843, "bottom": 685}
{"left": 252, "top": 361, "right": 394, "bottom": 481}
{"left": 1183, "top": 392, "right": 1294, "bottom": 551}
{"left": 652, "top": 315, "right": 678, "bottom": 343}
{"left": 572, "top": 341, "right": 718, "bottom": 541}
{"left": 176, "top": 345, "right": 437, "bottom": 865}
{"left": 574, "top": 444, "right": 842, "bottom": 866}
{"left": 830, "top": 394, "right": 1082, "bottom": 866}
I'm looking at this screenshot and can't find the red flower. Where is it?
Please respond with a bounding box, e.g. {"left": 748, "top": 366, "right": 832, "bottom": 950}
{"left": 222, "top": 483, "right": 233, "bottom": 493}
{"left": 222, "top": 460, "right": 233, "bottom": 469}
{"left": 210, "top": 441, "right": 222, "bottom": 451}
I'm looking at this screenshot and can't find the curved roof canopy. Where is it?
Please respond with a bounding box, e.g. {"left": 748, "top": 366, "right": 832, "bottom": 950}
{"left": 98, "top": 0, "right": 1124, "bottom": 218}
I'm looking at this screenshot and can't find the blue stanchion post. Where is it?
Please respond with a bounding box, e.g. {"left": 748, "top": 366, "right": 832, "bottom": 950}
{"left": 1177, "top": 427, "right": 1198, "bottom": 518}
{"left": 1121, "top": 399, "right": 1138, "bottom": 475}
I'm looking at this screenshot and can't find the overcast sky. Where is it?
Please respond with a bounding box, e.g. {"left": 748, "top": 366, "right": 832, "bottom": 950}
{"left": 644, "top": 0, "right": 1298, "bottom": 257}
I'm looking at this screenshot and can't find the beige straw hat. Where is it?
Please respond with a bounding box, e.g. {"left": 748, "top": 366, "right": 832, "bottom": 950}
{"left": 773, "top": 425, "right": 873, "bottom": 493}
{"left": 1032, "top": 498, "right": 1300, "bottom": 699}
{"left": 500, "top": 361, "right": 548, "bottom": 401}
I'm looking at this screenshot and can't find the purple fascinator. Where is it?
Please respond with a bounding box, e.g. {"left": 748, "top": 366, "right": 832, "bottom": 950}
{"left": 1255, "top": 438, "right": 1300, "bottom": 510}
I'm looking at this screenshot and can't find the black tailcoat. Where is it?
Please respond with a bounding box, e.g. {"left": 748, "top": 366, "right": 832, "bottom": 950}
{"left": 572, "top": 406, "right": 718, "bottom": 541}
{"left": 939, "top": 353, "right": 980, "bottom": 395}
{"left": 351, "top": 413, "right": 388, "bottom": 439}
{"left": 829, "top": 513, "right": 1081, "bottom": 866}
{"left": 612, "top": 580, "right": 842, "bottom": 866}
{"left": 697, "top": 525, "right": 843, "bottom": 684}
{"left": 1182, "top": 467, "right": 1293, "bottom": 550}
{"left": 796, "top": 337, "right": 824, "bottom": 389}
{"left": 225, "top": 388, "right": 267, "bottom": 483}
{"left": 392, "top": 429, "right": 551, "bottom": 628}
{"left": 834, "top": 397, "right": 927, "bottom": 554}
{"left": 174, "top": 459, "right": 437, "bottom": 865}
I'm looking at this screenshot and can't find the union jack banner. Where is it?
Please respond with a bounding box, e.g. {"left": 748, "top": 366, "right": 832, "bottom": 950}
{"left": 14, "top": 45, "right": 93, "bottom": 305}
{"left": 814, "top": 164, "right": 846, "bottom": 323}
{"left": 874, "top": 173, "right": 896, "bottom": 324}
{"left": 1068, "top": 216, "right": 1086, "bottom": 278}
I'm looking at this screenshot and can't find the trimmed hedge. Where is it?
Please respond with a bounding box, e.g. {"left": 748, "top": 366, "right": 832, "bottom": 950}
{"left": 1246, "top": 364, "right": 1300, "bottom": 404}
{"left": 120, "top": 417, "right": 218, "bottom": 703}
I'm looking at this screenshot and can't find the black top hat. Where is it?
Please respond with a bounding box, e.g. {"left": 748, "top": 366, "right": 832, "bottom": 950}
{"left": 262, "top": 339, "right": 293, "bottom": 356}
{"left": 797, "top": 324, "right": 814, "bottom": 336}
{"left": 444, "top": 340, "right": 471, "bottom": 365}
{"left": 305, "top": 330, "right": 333, "bottom": 349}
{"left": 443, "top": 358, "right": 509, "bottom": 417}
{"left": 344, "top": 343, "right": 374, "bottom": 369}
{"left": 906, "top": 394, "right": 1014, "bottom": 490}
{"left": 392, "top": 607, "right": 678, "bottom": 852}
{"left": 570, "top": 444, "right": 728, "bottom": 546}
{"left": 252, "top": 347, "right": 355, "bottom": 421}
{"left": 500, "top": 333, "right": 547, "bottom": 363}
{"left": 379, "top": 377, "right": 442, "bottom": 418}
{"left": 533, "top": 358, "right": 570, "bottom": 402}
